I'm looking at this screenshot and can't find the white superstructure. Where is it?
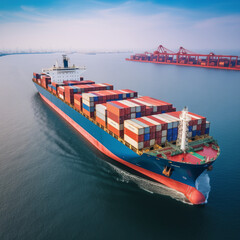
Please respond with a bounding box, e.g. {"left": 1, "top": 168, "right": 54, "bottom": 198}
{"left": 42, "top": 55, "right": 86, "bottom": 83}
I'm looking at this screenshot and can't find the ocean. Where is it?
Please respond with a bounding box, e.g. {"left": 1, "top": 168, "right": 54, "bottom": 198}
{"left": 0, "top": 53, "right": 239, "bottom": 240}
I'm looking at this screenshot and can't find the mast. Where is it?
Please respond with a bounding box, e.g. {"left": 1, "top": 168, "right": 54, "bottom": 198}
{"left": 177, "top": 107, "right": 190, "bottom": 153}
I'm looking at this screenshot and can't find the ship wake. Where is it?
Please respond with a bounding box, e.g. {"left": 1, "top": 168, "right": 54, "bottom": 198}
{"left": 106, "top": 162, "right": 192, "bottom": 205}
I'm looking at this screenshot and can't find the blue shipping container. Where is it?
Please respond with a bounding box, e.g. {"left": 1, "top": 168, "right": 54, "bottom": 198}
{"left": 192, "top": 130, "right": 197, "bottom": 137}
{"left": 144, "top": 134, "right": 150, "bottom": 141}
{"left": 173, "top": 128, "right": 178, "bottom": 135}
{"left": 82, "top": 103, "right": 94, "bottom": 112}
{"left": 167, "top": 135, "right": 173, "bottom": 142}
{"left": 167, "top": 128, "right": 173, "bottom": 136}
{"left": 136, "top": 112, "right": 141, "bottom": 118}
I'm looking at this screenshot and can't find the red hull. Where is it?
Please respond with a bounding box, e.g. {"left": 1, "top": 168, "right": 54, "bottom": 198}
{"left": 40, "top": 93, "right": 206, "bottom": 205}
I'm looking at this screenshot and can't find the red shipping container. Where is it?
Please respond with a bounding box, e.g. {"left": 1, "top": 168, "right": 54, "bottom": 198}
{"left": 107, "top": 111, "right": 125, "bottom": 124}
{"left": 83, "top": 108, "right": 94, "bottom": 118}
{"left": 106, "top": 102, "right": 125, "bottom": 116}
{"left": 144, "top": 141, "right": 150, "bottom": 148}
{"left": 96, "top": 116, "right": 107, "bottom": 127}
{"left": 124, "top": 128, "right": 144, "bottom": 142}
{"left": 107, "top": 124, "right": 124, "bottom": 137}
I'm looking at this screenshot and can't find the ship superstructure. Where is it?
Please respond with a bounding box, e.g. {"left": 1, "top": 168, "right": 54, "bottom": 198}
{"left": 42, "top": 55, "right": 86, "bottom": 83}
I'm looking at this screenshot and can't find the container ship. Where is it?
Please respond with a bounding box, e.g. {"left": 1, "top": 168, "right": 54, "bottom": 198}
{"left": 32, "top": 55, "right": 220, "bottom": 205}
{"left": 126, "top": 45, "right": 240, "bottom": 71}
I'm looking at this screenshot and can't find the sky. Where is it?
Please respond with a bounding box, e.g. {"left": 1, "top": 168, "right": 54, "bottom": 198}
{"left": 0, "top": 0, "right": 240, "bottom": 52}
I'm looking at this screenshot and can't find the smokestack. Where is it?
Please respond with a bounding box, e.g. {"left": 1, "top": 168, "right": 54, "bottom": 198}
{"left": 62, "top": 54, "right": 68, "bottom": 68}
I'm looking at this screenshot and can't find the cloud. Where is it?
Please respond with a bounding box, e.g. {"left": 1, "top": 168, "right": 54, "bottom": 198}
{"left": 0, "top": 1, "right": 239, "bottom": 51}
{"left": 20, "top": 6, "right": 36, "bottom": 12}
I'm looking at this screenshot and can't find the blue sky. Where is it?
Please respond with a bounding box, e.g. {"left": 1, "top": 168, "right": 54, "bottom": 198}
{"left": 0, "top": 0, "right": 240, "bottom": 51}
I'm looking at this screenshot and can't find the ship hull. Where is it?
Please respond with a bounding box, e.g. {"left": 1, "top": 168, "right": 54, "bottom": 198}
{"left": 126, "top": 58, "right": 240, "bottom": 71}
{"left": 34, "top": 82, "right": 212, "bottom": 204}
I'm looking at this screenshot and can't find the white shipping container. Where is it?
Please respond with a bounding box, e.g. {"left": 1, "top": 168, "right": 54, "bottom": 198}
{"left": 161, "top": 137, "right": 167, "bottom": 144}
{"left": 82, "top": 99, "right": 94, "bottom": 107}
{"left": 96, "top": 104, "right": 107, "bottom": 115}
{"left": 131, "top": 119, "right": 150, "bottom": 134}
{"left": 121, "top": 100, "right": 136, "bottom": 113}
{"left": 162, "top": 130, "right": 167, "bottom": 137}
{"left": 131, "top": 113, "right": 136, "bottom": 119}
{"left": 82, "top": 93, "right": 95, "bottom": 101}
{"left": 124, "top": 120, "right": 144, "bottom": 135}
{"left": 133, "top": 98, "right": 152, "bottom": 107}
{"left": 152, "top": 106, "right": 158, "bottom": 112}
{"left": 206, "top": 121, "right": 210, "bottom": 128}
{"left": 158, "top": 114, "right": 179, "bottom": 128}
{"left": 187, "top": 113, "right": 202, "bottom": 125}
{"left": 192, "top": 125, "right": 197, "bottom": 131}
{"left": 150, "top": 139, "right": 155, "bottom": 146}
{"left": 107, "top": 118, "right": 123, "bottom": 130}
{"left": 126, "top": 101, "right": 141, "bottom": 112}
{"left": 59, "top": 94, "right": 64, "bottom": 100}
{"left": 153, "top": 115, "right": 172, "bottom": 129}
{"left": 124, "top": 134, "right": 144, "bottom": 149}
{"left": 188, "top": 132, "right": 192, "bottom": 137}
{"left": 96, "top": 112, "right": 107, "bottom": 122}
{"left": 142, "top": 117, "right": 162, "bottom": 131}
{"left": 165, "top": 114, "right": 179, "bottom": 121}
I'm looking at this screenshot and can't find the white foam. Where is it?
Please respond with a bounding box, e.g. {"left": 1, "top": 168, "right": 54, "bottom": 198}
{"left": 106, "top": 162, "right": 192, "bottom": 205}
{"left": 195, "top": 170, "right": 211, "bottom": 203}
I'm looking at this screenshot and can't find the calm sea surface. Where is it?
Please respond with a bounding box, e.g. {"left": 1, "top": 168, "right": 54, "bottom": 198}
{"left": 0, "top": 53, "right": 240, "bottom": 240}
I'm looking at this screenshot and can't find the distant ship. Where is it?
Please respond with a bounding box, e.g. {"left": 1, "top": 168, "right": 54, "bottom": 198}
{"left": 33, "top": 55, "right": 220, "bottom": 205}
{"left": 126, "top": 45, "right": 240, "bottom": 71}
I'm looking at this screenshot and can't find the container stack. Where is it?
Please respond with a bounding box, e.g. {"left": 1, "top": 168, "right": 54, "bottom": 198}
{"left": 106, "top": 102, "right": 127, "bottom": 137}
{"left": 56, "top": 81, "right": 95, "bottom": 101}
{"left": 41, "top": 75, "right": 51, "bottom": 88}
{"left": 124, "top": 119, "right": 149, "bottom": 150}
{"left": 124, "top": 116, "right": 169, "bottom": 149}
{"left": 74, "top": 94, "right": 82, "bottom": 111}
{"left": 151, "top": 114, "right": 179, "bottom": 142}
{"left": 64, "top": 83, "right": 114, "bottom": 105}
{"left": 63, "top": 80, "right": 95, "bottom": 86}
{"left": 166, "top": 111, "right": 208, "bottom": 137}
{"left": 106, "top": 100, "right": 146, "bottom": 137}
{"left": 146, "top": 116, "right": 168, "bottom": 145}
{"left": 33, "top": 73, "right": 41, "bottom": 80}
{"left": 138, "top": 96, "right": 176, "bottom": 114}
{"left": 81, "top": 89, "right": 138, "bottom": 114}
{"left": 57, "top": 86, "right": 65, "bottom": 100}
{"left": 51, "top": 82, "right": 65, "bottom": 95}
{"left": 129, "top": 96, "right": 176, "bottom": 116}
{"left": 95, "top": 104, "right": 107, "bottom": 127}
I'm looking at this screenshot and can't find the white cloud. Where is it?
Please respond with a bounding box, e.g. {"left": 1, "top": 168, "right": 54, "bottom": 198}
{"left": 20, "top": 6, "right": 36, "bottom": 12}
{"left": 0, "top": 2, "right": 239, "bottom": 51}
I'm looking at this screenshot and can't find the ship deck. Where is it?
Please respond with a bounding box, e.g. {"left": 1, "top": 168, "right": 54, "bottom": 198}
{"left": 146, "top": 137, "right": 219, "bottom": 165}
{"left": 32, "top": 78, "right": 220, "bottom": 166}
